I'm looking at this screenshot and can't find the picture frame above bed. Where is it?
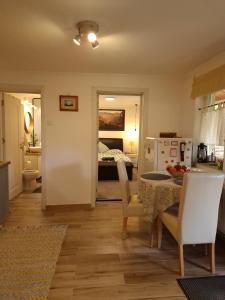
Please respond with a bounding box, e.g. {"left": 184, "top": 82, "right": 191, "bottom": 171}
{"left": 99, "top": 109, "right": 125, "bottom": 131}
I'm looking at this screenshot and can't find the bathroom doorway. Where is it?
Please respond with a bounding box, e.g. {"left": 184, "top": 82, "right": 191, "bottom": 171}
{"left": 2, "top": 92, "right": 42, "bottom": 199}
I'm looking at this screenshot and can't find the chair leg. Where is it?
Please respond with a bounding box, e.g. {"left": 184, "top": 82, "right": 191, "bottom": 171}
{"left": 157, "top": 217, "right": 163, "bottom": 249}
{"left": 122, "top": 217, "right": 128, "bottom": 239}
{"left": 178, "top": 244, "right": 184, "bottom": 277}
{"left": 209, "top": 243, "right": 215, "bottom": 274}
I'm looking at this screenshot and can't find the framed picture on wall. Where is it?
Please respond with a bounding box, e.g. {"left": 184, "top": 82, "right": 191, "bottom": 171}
{"left": 99, "top": 109, "right": 125, "bottom": 131}
{"left": 59, "top": 95, "right": 78, "bottom": 111}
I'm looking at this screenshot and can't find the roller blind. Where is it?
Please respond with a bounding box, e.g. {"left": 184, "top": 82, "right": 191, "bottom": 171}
{"left": 191, "top": 64, "right": 225, "bottom": 99}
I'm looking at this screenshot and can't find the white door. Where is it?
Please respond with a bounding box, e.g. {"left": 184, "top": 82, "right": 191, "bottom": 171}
{"left": 3, "top": 93, "right": 24, "bottom": 199}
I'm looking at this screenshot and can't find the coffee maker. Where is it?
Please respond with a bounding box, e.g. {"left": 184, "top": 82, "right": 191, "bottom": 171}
{"left": 197, "top": 143, "right": 208, "bottom": 163}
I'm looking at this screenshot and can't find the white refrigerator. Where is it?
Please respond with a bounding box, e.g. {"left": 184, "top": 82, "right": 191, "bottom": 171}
{"left": 144, "top": 137, "right": 192, "bottom": 172}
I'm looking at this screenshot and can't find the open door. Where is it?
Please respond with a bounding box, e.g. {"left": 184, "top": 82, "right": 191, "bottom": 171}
{"left": 3, "top": 93, "right": 24, "bottom": 199}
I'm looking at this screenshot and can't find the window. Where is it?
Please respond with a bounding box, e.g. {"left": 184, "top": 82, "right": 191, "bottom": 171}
{"left": 199, "top": 92, "right": 225, "bottom": 159}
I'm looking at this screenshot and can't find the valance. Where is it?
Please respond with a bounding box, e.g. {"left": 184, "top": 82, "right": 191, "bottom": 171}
{"left": 191, "top": 64, "right": 225, "bottom": 99}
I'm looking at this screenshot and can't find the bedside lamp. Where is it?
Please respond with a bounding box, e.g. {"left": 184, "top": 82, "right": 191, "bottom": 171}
{"left": 127, "top": 128, "right": 138, "bottom": 153}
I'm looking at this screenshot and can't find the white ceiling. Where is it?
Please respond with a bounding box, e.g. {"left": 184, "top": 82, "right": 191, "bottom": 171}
{"left": 99, "top": 95, "right": 140, "bottom": 109}
{"left": 1, "top": 0, "right": 225, "bottom": 74}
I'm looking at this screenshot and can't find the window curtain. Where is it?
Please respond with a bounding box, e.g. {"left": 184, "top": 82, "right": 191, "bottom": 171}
{"left": 200, "top": 107, "right": 225, "bottom": 145}
{"left": 217, "top": 108, "right": 225, "bottom": 145}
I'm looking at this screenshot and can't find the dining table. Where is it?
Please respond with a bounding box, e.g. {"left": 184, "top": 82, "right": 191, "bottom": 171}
{"left": 139, "top": 171, "right": 182, "bottom": 223}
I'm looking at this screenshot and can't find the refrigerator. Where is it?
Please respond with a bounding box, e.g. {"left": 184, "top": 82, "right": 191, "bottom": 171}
{"left": 144, "top": 137, "right": 192, "bottom": 172}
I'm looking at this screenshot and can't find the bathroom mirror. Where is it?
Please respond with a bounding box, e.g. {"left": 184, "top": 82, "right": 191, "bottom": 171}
{"left": 32, "top": 98, "right": 41, "bottom": 146}
{"left": 24, "top": 112, "right": 34, "bottom": 134}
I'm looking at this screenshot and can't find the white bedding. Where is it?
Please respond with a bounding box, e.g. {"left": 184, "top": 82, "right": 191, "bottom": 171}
{"left": 98, "top": 149, "right": 131, "bottom": 162}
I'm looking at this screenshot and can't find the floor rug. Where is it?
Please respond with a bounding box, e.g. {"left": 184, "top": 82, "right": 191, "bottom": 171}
{"left": 0, "top": 225, "right": 67, "bottom": 300}
{"left": 177, "top": 275, "right": 225, "bottom": 300}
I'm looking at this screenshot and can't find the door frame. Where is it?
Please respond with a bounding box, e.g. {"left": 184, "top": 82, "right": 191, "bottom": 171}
{"left": 91, "top": 87, "right": 149, "bottom": 208}
{"left": 0, "top": 84, "right": 47, "bottom": 209}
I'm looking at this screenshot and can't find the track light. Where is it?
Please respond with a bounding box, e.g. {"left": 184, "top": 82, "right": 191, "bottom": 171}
{"left": 88, "top": 32, "right": 97, "bottom": 42}
{"left": 73, "top": 35, "right": 81, "bottom": 46}
{"left": 73, "top": 20, "right": 100, "bottom": 49}
{"left": 91, "top": 40, "right": 99, "bottom": 49}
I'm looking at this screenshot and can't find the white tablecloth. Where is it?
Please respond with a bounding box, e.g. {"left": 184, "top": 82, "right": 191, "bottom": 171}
{"left": 139, "top": 172, "right": 182, "bottom": 222}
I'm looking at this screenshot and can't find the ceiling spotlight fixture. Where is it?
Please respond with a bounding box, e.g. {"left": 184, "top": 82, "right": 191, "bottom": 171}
{"left": 73, "top": 20, "right": 100, "bottom": 49}
{"left": 105, "top": 97, "right": 115, "bottom": 101}
{"left": 87, "top": 32, "right": 97, "bottom": 42}
{"left": 73, "top": 35, "right": 81, "bottom": 46}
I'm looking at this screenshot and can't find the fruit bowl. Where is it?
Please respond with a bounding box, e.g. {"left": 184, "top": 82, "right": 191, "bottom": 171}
{"left": 166, "top": 165, "right": 189, "bottom": 185}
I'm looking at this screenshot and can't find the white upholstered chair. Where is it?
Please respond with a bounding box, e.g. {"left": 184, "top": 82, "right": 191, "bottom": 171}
{"left": 157, "top": 172, "right": 224, "bottom": 276}
{"left": 117, "top": 159, "right": 146, "bottom": 238}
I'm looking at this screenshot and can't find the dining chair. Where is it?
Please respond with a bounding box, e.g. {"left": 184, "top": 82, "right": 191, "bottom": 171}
{"left": 157, "top": 172, "right": 224, "bottom": 276}
{"left": 117, "top": 159, "right": 146, "bottom": 239}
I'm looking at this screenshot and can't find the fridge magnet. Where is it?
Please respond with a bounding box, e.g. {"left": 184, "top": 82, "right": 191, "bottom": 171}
{"left": 170, "top": 148, "right": 177, "bottom": 157}
{"left": 164, "top": 140, "right": 170, "bottom": 146}
{"left": 171, "top": 141, "right": 178, "bottom": 146}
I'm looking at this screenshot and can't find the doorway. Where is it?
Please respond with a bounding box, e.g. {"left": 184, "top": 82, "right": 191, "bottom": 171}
{"left": 90, "top": 85, "right": 150, "bottom": 207}
{"left": 97, "top": 94, "right": 141, "bottom": 200}
{"left": 1, "top": 92, "right": 42, "bottom": 199}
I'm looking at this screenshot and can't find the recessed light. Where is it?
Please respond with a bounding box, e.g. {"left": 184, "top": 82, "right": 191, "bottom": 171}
{"left": 105, "top": 97, "right": 115, "bottom": 101}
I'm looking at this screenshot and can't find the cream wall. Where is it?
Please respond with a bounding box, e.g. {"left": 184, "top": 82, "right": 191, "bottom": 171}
{"left": 0, "top": 70, "right": 184, "bottom": 205}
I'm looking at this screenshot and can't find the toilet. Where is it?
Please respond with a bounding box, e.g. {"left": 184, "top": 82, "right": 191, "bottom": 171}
{"left": 22, "top": 170, "right": 39, "bottom": 192}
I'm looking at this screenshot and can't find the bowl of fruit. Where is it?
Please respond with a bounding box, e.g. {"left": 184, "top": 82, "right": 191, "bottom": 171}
{"left": 166, "top": 164, "right": 190, "bottom": 184}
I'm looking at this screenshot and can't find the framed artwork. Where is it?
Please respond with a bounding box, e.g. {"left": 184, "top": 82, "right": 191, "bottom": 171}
{"left": 170, "top": 148, "right": 177, "bottom": 157}
{"left": 59, "top": 95, "right": 78, "bottom": 111}
{"left": 171, "top": 141, "right": 178, "bottom": 146}
{"left": 99, "top": 109, "right": 125, "bottom": 131}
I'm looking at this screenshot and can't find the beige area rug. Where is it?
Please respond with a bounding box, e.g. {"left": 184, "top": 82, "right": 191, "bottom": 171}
{"left": 0, "top": 225, "right": 67, "bottom": 300}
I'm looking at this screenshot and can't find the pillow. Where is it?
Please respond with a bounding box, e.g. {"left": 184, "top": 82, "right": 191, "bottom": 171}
{"left": 98, "top": 141, "right": 109, "bottom": 153}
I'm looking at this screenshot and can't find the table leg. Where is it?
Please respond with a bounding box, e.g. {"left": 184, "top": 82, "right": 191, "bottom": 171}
{"left": 149, "top": 220, "right": 157, "bottom": 247}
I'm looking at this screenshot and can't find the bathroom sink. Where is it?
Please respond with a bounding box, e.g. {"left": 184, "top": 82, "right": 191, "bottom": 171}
{"left": 29, "top": 146, "right": 41, "bottom": 153}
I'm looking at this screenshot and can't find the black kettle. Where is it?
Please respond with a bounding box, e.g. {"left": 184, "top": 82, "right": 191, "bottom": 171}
{"left": 197, "top": 143, "right": 208, "bottom": 163}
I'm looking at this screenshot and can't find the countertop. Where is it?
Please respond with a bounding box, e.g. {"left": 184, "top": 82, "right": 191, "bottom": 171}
{"left": 196, "top": 163, "right": 225, "bottom": 187}
{"left": 196, "top": 163, "right": 224, "bottom": 173}
{"left": 0, "top": 161, "right": 10, "bottom": 169}
{"left": 25, "top": 152, "right": 41, "bottom": 156}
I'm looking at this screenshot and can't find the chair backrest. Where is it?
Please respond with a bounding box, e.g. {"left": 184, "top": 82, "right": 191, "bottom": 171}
{"left": 178, "top": 172, "right": 224, "bottom": 245}
{"left": 117, "top": 159, "right": 130, "bottom": 211}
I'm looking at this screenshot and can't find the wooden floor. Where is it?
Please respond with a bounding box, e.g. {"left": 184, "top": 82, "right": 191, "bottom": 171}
{"left": 4, "top": 193, "right": 225, "bottom": 300}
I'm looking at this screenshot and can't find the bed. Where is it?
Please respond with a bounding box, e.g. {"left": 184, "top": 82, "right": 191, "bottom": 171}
{"left": 98, "top": 138, "right": 133, "bottom": 180}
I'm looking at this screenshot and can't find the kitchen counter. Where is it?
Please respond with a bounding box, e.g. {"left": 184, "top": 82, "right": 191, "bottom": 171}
{"left": 0, "top": 162, "right": 10, "bottom": 223}
{"left": 25, "top": 152, "right": 41, "bottom": 156}
{"left": 196, "top": 163, "right": 225, "bottom": 188}
{"left": 196, "top": 163, "right": 224, "bottom": 173}
{"left": 0, "top": 161, "right": 10, "bottom": 168}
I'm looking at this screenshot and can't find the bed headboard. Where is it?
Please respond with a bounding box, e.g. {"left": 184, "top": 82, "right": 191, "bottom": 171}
{"left": 99, "top": 138, "right": 123, "bottom": 151}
